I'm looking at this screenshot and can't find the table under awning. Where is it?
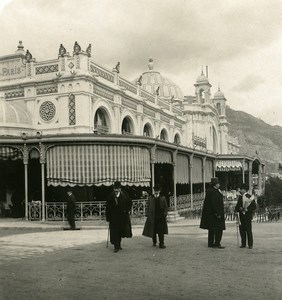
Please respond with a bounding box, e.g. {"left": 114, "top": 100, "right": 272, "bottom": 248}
{"left": 216, "top": 160, "right": 242, "bottom": 172}
{"left": 46, "top": 144, "right": 151, "bottom": 187}
{"left": 0, "top": 147, "right": 22, "bottom": 160}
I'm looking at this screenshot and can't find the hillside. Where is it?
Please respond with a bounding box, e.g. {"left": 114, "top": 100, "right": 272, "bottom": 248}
{"left": 226, "top": 106, "right": 282, "bottom": 173}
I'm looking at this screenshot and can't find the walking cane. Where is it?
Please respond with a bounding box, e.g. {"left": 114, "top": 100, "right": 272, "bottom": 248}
{"left": 236, "top": 212, "right": 241, "bottom": 247}
{"left": 106, "top": 225, "right": 110, "bottom": 248}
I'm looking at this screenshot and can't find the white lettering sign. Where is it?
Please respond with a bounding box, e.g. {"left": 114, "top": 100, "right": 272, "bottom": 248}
{"left": 0, "top": 58, "right": 26, "bottom": 80}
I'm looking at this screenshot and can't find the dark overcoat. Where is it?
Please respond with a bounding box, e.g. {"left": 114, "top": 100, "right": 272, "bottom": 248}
{"left": 142, "top": 194, "right": 168, "bottom": 238}
{"left": 67, "top": 193, "right": 76, "bottom": 219}
{"left": 235, "top": 194, "right": 256, "bottom": 222}
{"left": 106, "top": 191, "right": 133, "bottom": 242}
{"left": 200, "top": 187, "right": 226, "bottom": 231}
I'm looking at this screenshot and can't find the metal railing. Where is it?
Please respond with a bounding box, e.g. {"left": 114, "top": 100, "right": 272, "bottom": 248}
{"left": 28, "top": 193, "right": 207, "bottom": 221}
{"left": 28, "top": 199, "right": 148, "bottom": 221}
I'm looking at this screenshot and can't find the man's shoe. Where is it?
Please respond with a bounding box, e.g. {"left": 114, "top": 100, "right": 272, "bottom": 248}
{"left": 240, "top": 245, "right": 246, "bottom": 248}
{"left": 153, "top": 243, "right": 157, "bottom": 247}
{"left": 114, "top": 249, "right": 119, "bottom": 253}
{"left": 215, "top": 245, "right": 225, "bottom": 249}
{"left": 119, "top": 247, "right": 123, "bottom": 250}
{"left": 248, "top": 246, "right": 253, "bottom": 249}
{"left": 159, "top": 244, "right": 166, "bottom": 249}
{"left": 208, "top": 245, "right": 215, "bottom": 248}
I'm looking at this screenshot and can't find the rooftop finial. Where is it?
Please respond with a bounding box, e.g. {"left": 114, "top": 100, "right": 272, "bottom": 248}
{"left": 16, "top": 41, "right": 24, "bottom": 53}
{"left": 148, "top": 58, "right": 154, "bottom": 70}
{"left": 218, "top": 82, "right": 221, "bottom": 91}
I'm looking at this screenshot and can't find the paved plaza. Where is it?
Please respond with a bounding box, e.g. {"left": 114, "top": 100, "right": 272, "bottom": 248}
{"left": 0, "top": 219, "right": 282, "bottom": 300}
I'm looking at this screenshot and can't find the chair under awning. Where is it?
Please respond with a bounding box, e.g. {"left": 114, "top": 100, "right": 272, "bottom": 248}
{"left": 46, "top": 144, "right": 151, "bottom": 187}
{"left": 216, "top": 160, "right": 242, "bottom": 172}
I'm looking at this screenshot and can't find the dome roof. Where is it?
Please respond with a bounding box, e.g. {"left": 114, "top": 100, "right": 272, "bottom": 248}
{"left": 214, "top": 87, "right": 225, "bottom": 99}
{"left": 0, "top": 97, "right": 32, "bottom": 127}
{"left": 196, "top": 71, "right": 209, "bottom": 84}
{"left": 134, "top": 59, "right": 184, "bottom": 100}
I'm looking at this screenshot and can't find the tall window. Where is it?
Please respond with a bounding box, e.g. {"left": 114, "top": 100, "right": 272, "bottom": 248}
{"left": 94, "top": 108, "right": 109, "bottom": 134}
{"left": 122, "top": 117, "right": 133, "bottom": 134}
{"left": 143, "top": 123, "right": 152, "bottom": 137}
{"left": 160, "top": 129, "right": 168, "bottom": 141}
{"left": 69, "top": 94, "right": 76, "bottom": 125}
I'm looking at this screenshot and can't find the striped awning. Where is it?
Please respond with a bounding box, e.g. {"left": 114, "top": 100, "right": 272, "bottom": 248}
{"left": 193, "top": 156, "right": 203, "bottom": 184}
{"left": 155, "top": 149, "right": 172, "bottom": 164}
{"left": 176, "top": 154, "right": 189, "bottom": 184}
{"left": 206, "top": 160, "right": 213, "bottom": 182}
{"left": 0, "top": 147, "right": 23, "bottom": 160}
{"left": 46, "top": 144, "right": 151, "bottom": 187}
{"left": 216, "top": 160, "right": 242, "bottom": 171}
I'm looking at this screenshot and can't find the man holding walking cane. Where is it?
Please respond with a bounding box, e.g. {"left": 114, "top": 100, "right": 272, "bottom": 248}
{"left": 235, "top": 183, "right": 256, "bottom": 249}
{"left": 106, "top": 181, "right": 133, "bottom": 253}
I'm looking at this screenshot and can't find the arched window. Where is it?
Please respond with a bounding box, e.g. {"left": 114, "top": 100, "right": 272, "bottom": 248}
{"left": 216, "top": 103, "right": 221, "bottom": 115}
{"left": 199, "top": 88, "right": 205, "bottom": 104}
{"left": 94, "top": 108, "right": 109, "bottom": 134}
{"left": 160, "top": 129, "right": 168, "bottom": 141}
{"left": 143, "top": 123, "right": 152, "bottom": 137}
{"left": 174, "top": 133, "right": 181, "bottom": 144}
{"left": 122, "top": 117, "right": 133, "bottom": 134}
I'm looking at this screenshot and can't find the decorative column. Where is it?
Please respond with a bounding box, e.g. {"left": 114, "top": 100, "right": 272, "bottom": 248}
{"left": 39, "top": 143, "right": 46, "bottom": 222}
{"left": 150, "top": 145, "right": 156, "bottom": 195}
{"left": 23, "top": 144, "right": 29, "bottom": 221}
{"left": 248, "top": 161, "right": 253, "bottom": 191}
{"left": 258, "top": 164, "right": 262, "bottom": 195}
{"left": 172, "top": 150, "right": 177, "bottom": 212}
{"left": 242, "top": 159, "right": 245, "bottom": 183}
{"left": 262, "top": 165, "right": 266, "bottom": 194}
{"left": 202, "top": 157, "right": 206, "bottom": 196}
{"left": 213, "top": 159, "right": 216, "bottom": 177}
{"left": 189, "top": 154, "right": 194, "bottom": 209}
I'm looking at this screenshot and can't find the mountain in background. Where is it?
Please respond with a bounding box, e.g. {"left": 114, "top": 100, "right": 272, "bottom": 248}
{"left": 226, "top": 106, "right": 282, "bottom": 174}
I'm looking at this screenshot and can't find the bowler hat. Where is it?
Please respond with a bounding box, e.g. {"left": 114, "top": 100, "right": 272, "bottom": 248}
{"left": 211, "top": 177, "right": 219, "bottom": 186}
{"left": 113, "top": 181, "right": 122, "bottom": 189}
{"left": 153, "top": 184, "right": 161, "bottom": 191}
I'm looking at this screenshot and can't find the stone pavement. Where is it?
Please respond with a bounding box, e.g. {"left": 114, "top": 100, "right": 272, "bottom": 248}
{"left": 0, "top": 217, "right": 207, "bottom": 265}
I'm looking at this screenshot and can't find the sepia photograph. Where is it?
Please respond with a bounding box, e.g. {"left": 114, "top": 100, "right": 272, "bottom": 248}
{"left": 0, "top": 0, "right": 282, "bottom": 299}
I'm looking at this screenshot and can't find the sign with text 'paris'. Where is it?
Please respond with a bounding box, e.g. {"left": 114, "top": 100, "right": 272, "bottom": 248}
{"left": 0, "top": 57, "right": 26, "bottom": 80}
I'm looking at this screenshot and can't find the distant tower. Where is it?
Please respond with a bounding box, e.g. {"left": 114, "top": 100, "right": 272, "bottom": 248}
{"left": 194, "top": 68, "right": 212, "bottom": 104}
{"left": 213, "top": 84, "right": 226, "bottom": 116}
{"left": 213, "top": 85, "right": 229, "bottom": 154}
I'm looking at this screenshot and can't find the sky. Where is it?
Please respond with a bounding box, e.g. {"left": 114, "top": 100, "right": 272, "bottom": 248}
{"left": 0, "top": 0, "right": 282, "bottom": 126}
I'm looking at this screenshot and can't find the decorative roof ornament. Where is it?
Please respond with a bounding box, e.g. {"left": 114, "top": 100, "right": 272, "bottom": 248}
{"left": 148, "top": 58, "right": 154, "bottom": 70}
{"left": 73, "top": 41, "right": 81, "bottom": 55}
{"left": 86, "top": 44, "right": 91, "bottom": 57}
{"left": 17, "top": 41, "right": 24, "bottom": 52}
{"left": 113, "top": 62, "right": 120, "bottom": 73}
{"left": 136, "top": 75, "right": 142, "bottom": 86}
{"left": 155, "top": 86, "right": 160, "bottom": 96}
{"left": 59, "top": 44, "right": 66, "bottom": 57}
{"left": 25, "top": 50, "right": 32, "bottom": 63}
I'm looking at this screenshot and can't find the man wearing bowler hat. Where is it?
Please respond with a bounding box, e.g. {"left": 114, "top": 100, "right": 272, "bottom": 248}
{"left": 142, "top": 184, "right": 168, "bottom": 249}
{"left": 235, "top": 183, "right": 256, "bottom": 249}
{"left": 200, "top": 177, "right": 226, "bottom": 249}
{"left": 106, "top": 181, "right": 133, "bottom": 253}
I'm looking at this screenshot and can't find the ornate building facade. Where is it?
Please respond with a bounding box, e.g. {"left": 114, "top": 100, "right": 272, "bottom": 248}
{"left": 0, "top": 41, "right": 265, "bottom": 221}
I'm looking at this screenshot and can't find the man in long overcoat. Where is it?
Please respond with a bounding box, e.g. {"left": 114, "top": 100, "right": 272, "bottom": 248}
{"left": 200, "top": 177, "right": 226, "bottom": 248}
{"left": 235, "top": 183, "right": 256, "bottom": 249}
{"left": 66, "top": 190, "right": 76, "bottom": 230}
{"left": 106, "top": 181, "right": 133, "bottom": 253}
{"left": 142, "top": 185, "right": 168, "bottom": 249}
